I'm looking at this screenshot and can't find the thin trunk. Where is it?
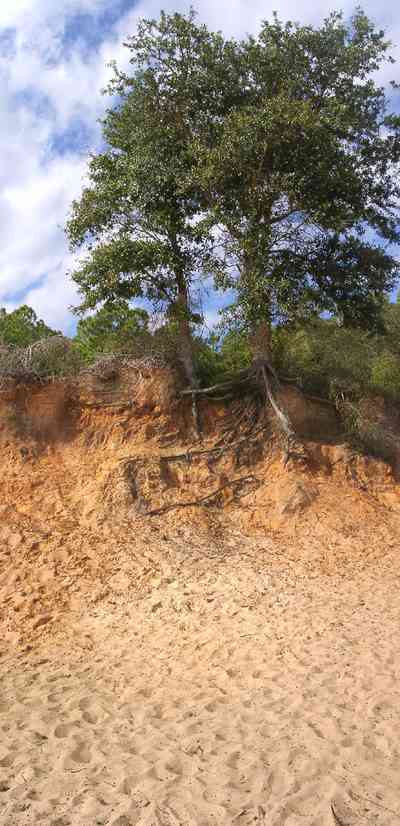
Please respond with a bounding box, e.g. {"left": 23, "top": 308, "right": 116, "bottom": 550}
{"left": 175, "top": 271, "right": 200, "bottom": 439}
{"left": 240, "top": 253, "right": 272, "bottom": 361}
{"left": 175, "top": 274, "right": 197, "bottom": 389}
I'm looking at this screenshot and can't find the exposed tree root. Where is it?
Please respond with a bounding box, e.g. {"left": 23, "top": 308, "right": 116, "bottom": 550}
{"left": 146, "top": 474, "right": 258, "bottom": 516}
{"left": 259, "top": 363, "right": 295, "bottom": 441}
{"left": 180, "top": 357, "right": 309, "bottom": 465}
{"left": 257, "top": 363, "right": 308, "bottom": 467}
{"left": 120, "top": 412, "right": 269, "bottom": 470}
{"left": 180, "top": 369, "right": 252, "bottom": 402}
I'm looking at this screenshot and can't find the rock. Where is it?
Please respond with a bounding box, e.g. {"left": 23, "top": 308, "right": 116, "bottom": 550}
{"left": 278, "top": 481, "right": 317, "bottom": 516}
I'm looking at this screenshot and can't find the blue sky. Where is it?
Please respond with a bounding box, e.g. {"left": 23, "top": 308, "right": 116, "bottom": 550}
{"left": 0, "top": 0, "right": 399, "bottom": 333}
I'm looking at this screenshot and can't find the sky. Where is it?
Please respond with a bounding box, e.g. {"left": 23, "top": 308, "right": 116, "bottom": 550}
{"left": 0, "top": 0, "right": 399, "bottom": 333}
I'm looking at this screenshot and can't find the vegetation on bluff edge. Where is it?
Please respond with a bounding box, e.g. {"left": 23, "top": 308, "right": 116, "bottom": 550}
{"left": 1, "top": 296, "right": 400, "bottom": 461}
{"left": 2, "top": 8, "right": 400, "bottom": 457}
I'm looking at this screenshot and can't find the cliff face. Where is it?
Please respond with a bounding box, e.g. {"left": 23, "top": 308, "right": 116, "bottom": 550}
{"left": 1, "top": 365, "right": 399, "bottom": 648}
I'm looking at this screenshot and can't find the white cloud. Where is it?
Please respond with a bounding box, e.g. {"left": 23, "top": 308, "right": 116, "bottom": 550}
{"left": 0, "top": 0, "right": 112, "bottom": 29}
{"left": 0, "top": 2, "right": 132, "bottom": 331}
{"left": 0, "top": 0, "right": 399, "bottom": 332}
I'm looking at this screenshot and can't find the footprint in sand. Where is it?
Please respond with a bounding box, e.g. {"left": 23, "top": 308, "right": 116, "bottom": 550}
{"left": 0, "top": 753, "right": 14, "bottom": 768}
{"left": 54, "top": 722, "right": 76, "bottom": 738}
{"left": 82, "top": 710, "right": 98, "bottom": 724}
{"left": 78, "top": 696, "right": 92, "bottom": 711}
{"left": 69, "top": 738, "right": 92, "bottom": 764}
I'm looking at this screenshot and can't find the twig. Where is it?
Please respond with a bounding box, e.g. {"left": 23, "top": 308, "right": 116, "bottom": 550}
{"left": 332, "top": 792, "right": 400, "bottom": 824}
{"left": 331, "top": 803, "right": 348, "bottom": 825}
{"left": 349, "top": 792, "right": 400, "bottom": 821}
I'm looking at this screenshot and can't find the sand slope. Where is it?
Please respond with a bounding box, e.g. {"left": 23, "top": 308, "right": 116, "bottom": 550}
{"left": 2, "top": 533, "right": 400, "bottom": 826}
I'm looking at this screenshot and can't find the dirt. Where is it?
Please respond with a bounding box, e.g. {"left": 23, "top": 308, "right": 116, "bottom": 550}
{"left": 0, "top": 365, "right": 399, "bottom": 648}
{"left": 1, "top": 366, "right": 400, "bottom": 824}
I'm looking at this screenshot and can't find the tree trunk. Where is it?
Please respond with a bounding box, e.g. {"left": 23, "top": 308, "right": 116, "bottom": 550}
{"left": 175, "top": 275, "right": 197, "bottom": 389}
{"left": 239, "top": 261, "right": 305, "bottom": 462}
{"left": 249, "top": 319, "right": 272, "bottom": 361}
{"left": 175, "top": 272, "right": 200, "bottom": 438}
{"left": 239, "top": 254, "right": 272, "bottom": 361}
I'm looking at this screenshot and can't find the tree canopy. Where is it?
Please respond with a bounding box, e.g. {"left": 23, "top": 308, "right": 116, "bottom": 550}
{"left": 66, "top": 10, "right": 241, "bottom": 386}
{"left": 66, "top": 8, "right": 400, "bottom": 383}
{"left": 0, "top": 305, "right": 58, "bottom": 347}
{"left": 74, "top": 301, "right": 150, "bottom": 362}
{"left": 196, "top": 10, "right": 400, "bottom": 346}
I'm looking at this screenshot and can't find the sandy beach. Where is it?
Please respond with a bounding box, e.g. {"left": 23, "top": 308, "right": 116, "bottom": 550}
{"left": 2, "top": 529, "right": 400, "bottom": 826}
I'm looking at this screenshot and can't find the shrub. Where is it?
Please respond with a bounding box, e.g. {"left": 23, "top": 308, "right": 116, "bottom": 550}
{"left": 0, "top": 337, "right": 84, "bottom": 383}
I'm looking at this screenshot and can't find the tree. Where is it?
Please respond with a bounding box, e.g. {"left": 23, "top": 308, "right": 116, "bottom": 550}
{"left": 382, "top": 292, "right": 400, "bottom": 355}
{"left": 65, "top": 8, "right": 400, "bottom": 451}
{"left": 66, "top": 10, "right": 239, "bottom": 390}
{"left": 196, "top": 11, "right": 400, "bottom": 353}
{"left": 0, "top": 305, "right": 58, "bottom": 347}
{"left": 74, "top": 301, "right": 150, "bottom": 362}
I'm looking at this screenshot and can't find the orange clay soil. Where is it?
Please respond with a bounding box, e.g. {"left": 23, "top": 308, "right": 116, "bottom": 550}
{"left": 0, "top": 364, "right": 399, "bottom": 650}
